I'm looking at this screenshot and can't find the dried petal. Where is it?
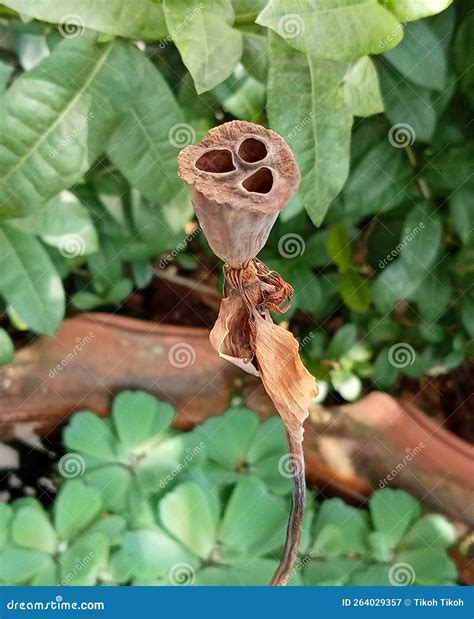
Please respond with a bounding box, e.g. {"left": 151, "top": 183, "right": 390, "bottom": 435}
{"left": 209, "top": 293, "right": 260, "bottom": 377}
{"left": 253, "top": 311, "right": 318, "bottom": 442}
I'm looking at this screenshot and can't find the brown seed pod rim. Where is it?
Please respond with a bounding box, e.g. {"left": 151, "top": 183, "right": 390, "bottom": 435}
{"left": 178, "top": 120, "right": 301, "bottom": 215}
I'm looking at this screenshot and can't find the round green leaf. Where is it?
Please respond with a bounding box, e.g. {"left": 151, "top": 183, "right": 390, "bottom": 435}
{"left": 12, "top": 505, "right": 56, "bottom": 554}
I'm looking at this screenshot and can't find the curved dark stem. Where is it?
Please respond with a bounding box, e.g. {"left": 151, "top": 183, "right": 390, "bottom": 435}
{"left": 270, "top": 428, "right": 306, "bottom": 586}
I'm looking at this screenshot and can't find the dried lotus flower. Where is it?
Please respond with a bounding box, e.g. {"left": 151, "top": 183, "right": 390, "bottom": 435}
{"left": 178, "top": 120, "right": 318, "bottom": 586}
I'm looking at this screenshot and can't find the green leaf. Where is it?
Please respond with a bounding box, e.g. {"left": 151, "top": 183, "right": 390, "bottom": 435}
{"left": 219, "top": 477, "right": 287, "bottom": 555}
{"left": 372, "top": 347, "right": 398, "bottom": 389}
{"left": 163, "top": 0, "right": 242, "bottom": 94}
{"left": 326, "top": 224, "right": 352, "bottom": 270}
{"left": 343, "top": 56, "right": 384, "bottom": 117}
{"left": 247, "top": 416, "right": 286, "bottom": 463}
{"left": 196, "top": 559, "right": 281, "bottom": 586}
{"left": 213, "top": 65, "right": 266, "bottom": 123}
{"left": 0, "top": 546, "right": 51, "bottom": 584}
{"left": 396, "top": 548, "right": 457, "bottom": 585}
{"left": 159, "top": 481, "right": 218, "bottom": 559}
{"left": 313, "top": 498, "right": 369, "bottom": 557}
{"left": 330, "top": 368, "right": 363, "bottom": 401}
{"left": 54, "top": 480, "right": 102, "bottom": 541}
{"left": 267, "top": 33, "right": 353, "bottom": 226}
{"left": 112, "top": 391, "right": 173, "bottom": 451}
{"left": 239, "top": 25, "right": 268, "bottom": 82}
{"left": 372, "top": 260, "right": 422, "bottom": 314}
{"left": 122, "top": 529, "right": 198, "bottom": 580}
{"left": 0, "top": 504, "right": 12, "bottom": 551}
{"left": 0, "top": 224, "right": 65, "bottom": 335}
{"left": 0, "top": 59, "right": 13, "bottom": 93}
{"left": 344, "top": 141, "right": 414, "bottom": 218}
{"left": 135, "top": 436, "right": 186, "bottom": 495}
{"left": 12, "top": 191, "right": 98, "bottom": 256}
{"left": 414, "top": 266, "right": 450, "bottom": 321}
{"left": 350, "top": 564, "right": 391, "bottom": 585}
{"left": 382, "top": 0, "right": 453, "bottom": 22}
{"left": 12, "top": 505, "right": 56, "bottom": 554}
{"left": 450, "top": 188, "right": 474, "bottom": 246}
{"left": 327, "top": 324, "right": 358, "bottom": 358}
{"left": 402, "top": 514, "right": 456, "bottom": 551}
{"left": 1, "top": 0, "right": 168, "bottom": 40}
{"left": 304, "top": 557, "right": 367, "bottom": 586}
{"left": 340, "top": 270, "right": 370, "bottom": 313}
{"left": 399, "top": 204, "right": 442, "bottom": 275}
{"left": 425, "top": 147, "right": 474, "bottom": 194}
{"left": 88, "top": 515, "right": 126, "bottom": 547}
{"left": 60, "top": 533, "right": 108, "bottom": 586}
{"left": 63, "top": 411, "right": 116, "bottom": 463}
{"left": 85, "top": 465, "right": 132, "bottom": 513}
{"left": 377, "top": 61, "right": 437, "bottom": 143}
{"left": 107, "top": 51, "right": 185, "bottom": 205}
{"left": 455, "top": 13, "right": 474, "bottom": 109}
{"left": 384, "top": 21, "right": 447, "bottom": 91}
{"left": 0, "top": 327, "right": 14, "bottom": 365}
{"left": 0, "top": 35, "right": 140, "bottom": 220}
{"left": 199, "top": 408, "right": 260, "bottom": 470}
{"left": 257, "top": 0, "right": 402, "bottom": 59}
{"left": 369, "top": 489, "right": 421, "bottom": 547}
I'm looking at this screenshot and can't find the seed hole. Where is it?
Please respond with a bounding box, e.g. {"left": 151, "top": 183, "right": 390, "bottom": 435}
{"left": 238, "top": 138, "right": 268, "bottom": 163}
{"left": 242, "top": 167, "right": 273, "bottom": 194}
{"left": 195, "top": 149, "right": 235, "bottom": 173}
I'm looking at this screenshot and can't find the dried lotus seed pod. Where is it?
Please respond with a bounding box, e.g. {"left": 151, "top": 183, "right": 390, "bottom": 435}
{"left": 178, "top": 120, "right": 300, "bottom": 267}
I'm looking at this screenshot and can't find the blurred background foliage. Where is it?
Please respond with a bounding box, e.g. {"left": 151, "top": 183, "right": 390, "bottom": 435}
{"left": 0, "top": 0, "right": 472, "bottom": 408}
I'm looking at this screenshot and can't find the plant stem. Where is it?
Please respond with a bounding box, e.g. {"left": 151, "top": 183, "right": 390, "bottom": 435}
{"left": 270, "top": 429, "right": 306, "bottom": 586}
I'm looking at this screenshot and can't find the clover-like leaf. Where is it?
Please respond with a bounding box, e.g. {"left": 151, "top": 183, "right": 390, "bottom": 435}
{"left": 159, "top": 481, "right": 219, "bottom": 560}
{"left": 0, "top": 504, "right": 12, "bottom": 551}
{"left": 85, "top": 465, "right": 132, "bottom": 514}
{"left": 369, "top": 489, "right": 421, "bottom": 548}
{"left": 112, "top": 390, "right": 174, "bottom": 451}
{"left": 219, "top": 477, "right": 287, "bottom": 556}
{"left": 54, "top": 480, "right": 102, "bottom": 541}
{"left": 0, "top": 545, "right": 51, "bottom": 584}
{"left": 60, "top": 533, "right": 108, "bottom": 586}
{"left": 122, "top": 529, "right": 199, "bottom": 580}
{"left": 63, "top": 411, "right": 116, "bottom": 463}
{"left": 313, "top": 498, "right": 370, "bottom": 557}
{"left": 12, "top": 504, "right": 56, "bottom": 554}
